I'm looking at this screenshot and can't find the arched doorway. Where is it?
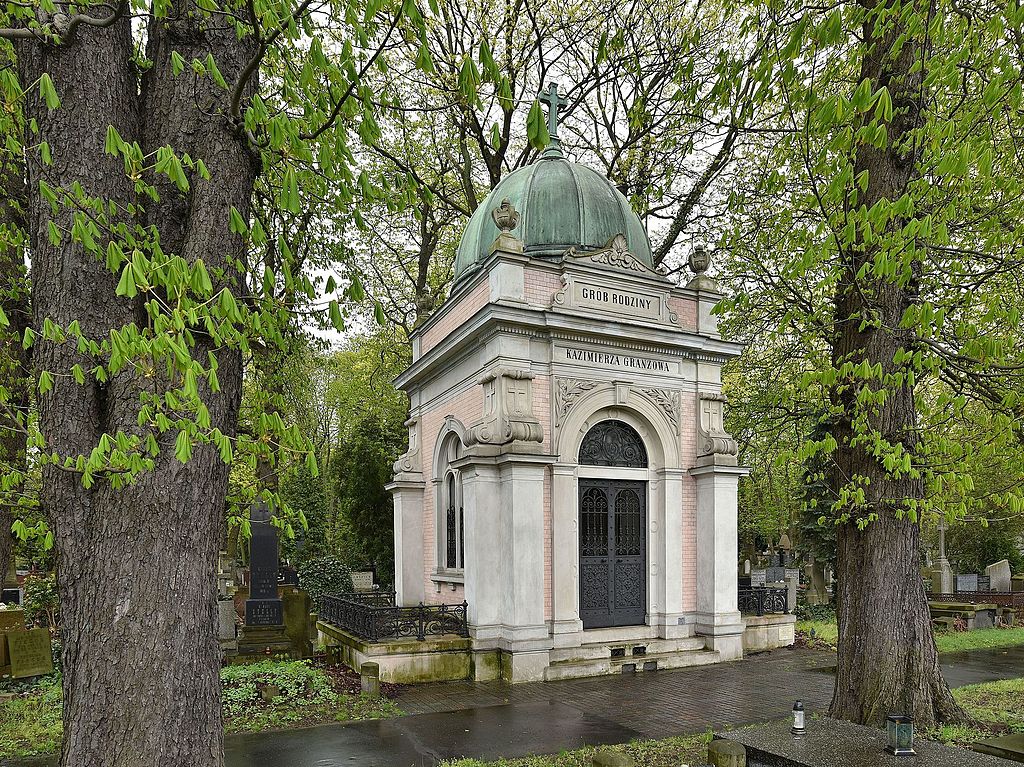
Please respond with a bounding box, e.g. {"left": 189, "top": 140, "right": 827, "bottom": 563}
{"left": 578, "top": 420, "right": 647, "bottom": 628}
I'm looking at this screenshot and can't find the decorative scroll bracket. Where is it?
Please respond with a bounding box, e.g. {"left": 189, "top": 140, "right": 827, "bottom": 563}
{"left": 467, "top": 367, "right": 544, "bottom": 446}
{"left": 697, "top": 392, "right": 738, "bottom": 462}
{"left": 393, "top": 416, "right": 422, "bottom": 476}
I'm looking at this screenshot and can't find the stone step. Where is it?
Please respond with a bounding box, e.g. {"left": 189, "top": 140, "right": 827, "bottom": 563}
{"left": 549, "top": 636, "right": 706, "bottom": 664}
{"left": 575, "top": 625, "right": 658, "bottom": 643}
{"left": 544, "top": 647, "right": 721, "bottom": 681}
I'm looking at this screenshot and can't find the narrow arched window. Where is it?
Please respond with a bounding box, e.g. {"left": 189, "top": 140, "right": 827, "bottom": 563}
{"left": 437, "top": 432, "right": 465, "bottom": 573}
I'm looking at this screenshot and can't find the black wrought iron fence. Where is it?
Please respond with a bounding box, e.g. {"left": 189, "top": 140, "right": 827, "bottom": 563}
{"left": 929, "top": 592, "right": 1024, "bottom": 608}
{"left": 738, "top": 586, "right": 789, "bottom": 616}
{"left": 320, "top": 592, "right": 469, "bottom": 642}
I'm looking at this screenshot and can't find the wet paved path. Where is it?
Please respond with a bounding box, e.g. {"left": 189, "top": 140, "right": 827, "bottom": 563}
{"left": 6, "top": 646, "right": 1022, "bottom": 767}
{"left": 221, "top": 646, "right": 1023, "bottom": 767}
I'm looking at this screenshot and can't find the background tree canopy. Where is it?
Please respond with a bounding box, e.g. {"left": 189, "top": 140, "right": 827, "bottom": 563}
{"left": 3, "top": 0, "right": 1024, "bottom": 761}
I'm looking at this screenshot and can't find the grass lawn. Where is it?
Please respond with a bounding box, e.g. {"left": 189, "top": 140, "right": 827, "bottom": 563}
{"left": 0, "top": 659, "right": 402, "bottom": 759}
{"left": 440, "top": 733, "right": 712, "bottom": 767}
{"left": 796, "top": 620, "right": 1024, "bottom": 654}
{"left": 0, "top": 676, "right": 62, "bottom": 758}
{"left": 930, "top": 677, "right": 1024, "bottom": 747}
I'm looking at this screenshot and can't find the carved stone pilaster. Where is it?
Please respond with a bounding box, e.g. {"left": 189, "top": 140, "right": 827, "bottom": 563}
{"left": 466, "top": 368, "right": 544, "bottom": 446}
{"left": 697, "top": 392, "right": 738, "bottom": 460}
{"left": 553, "top": 377, "right": 600, "bottom": 429}
{"left": 392, "top": 417, "right": 422, "bottom": 475}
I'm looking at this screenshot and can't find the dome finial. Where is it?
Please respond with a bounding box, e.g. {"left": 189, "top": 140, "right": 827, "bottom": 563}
{"left": 489, "top": 198, "right": 523, "bottom": 255}
{"left": 538, "top": 82, "right": 567, "bottom": 158}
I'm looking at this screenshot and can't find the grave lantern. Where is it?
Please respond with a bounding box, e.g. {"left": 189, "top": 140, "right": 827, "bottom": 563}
{"left": 791, "top": 700, "right": 806, "bottom": 735}
{"left": 885, "top": 714, "right": 916, "bottom": 756}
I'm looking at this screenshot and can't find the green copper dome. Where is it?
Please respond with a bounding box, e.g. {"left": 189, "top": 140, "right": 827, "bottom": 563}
{"left": 453, "top": 150, "right": 653, "bottom": 282}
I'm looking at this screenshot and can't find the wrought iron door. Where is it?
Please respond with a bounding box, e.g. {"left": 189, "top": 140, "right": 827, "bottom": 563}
{"left": 579, "top": 479, "right": 646, "bottom": 628}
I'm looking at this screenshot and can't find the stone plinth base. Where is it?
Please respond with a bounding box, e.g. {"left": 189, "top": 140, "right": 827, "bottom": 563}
{"left": 719, "top": 718, "right": 1011, "bottom": 767}
{"left": 318, "top": 621, "right": 491, "bottom": 683}
{"left": 742, "top": 614, "right": 796, "bottom": 653}
{"left": 236, "top": 624, "right": 293, "bottom": 661}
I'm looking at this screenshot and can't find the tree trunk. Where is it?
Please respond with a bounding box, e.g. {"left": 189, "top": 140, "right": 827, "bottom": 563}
{"left": 17, "top": 9, "right": 256, "bottom": 766}
{"left": 828, "top": 0, "right": 965, "bottom": 728}
{"left": 0, "top": 150, "right": 29, "bottom": 583}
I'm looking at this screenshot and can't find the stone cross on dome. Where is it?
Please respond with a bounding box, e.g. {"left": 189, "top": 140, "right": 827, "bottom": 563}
{"left": 538, "top": 82, "right": 568, "bottom": 156}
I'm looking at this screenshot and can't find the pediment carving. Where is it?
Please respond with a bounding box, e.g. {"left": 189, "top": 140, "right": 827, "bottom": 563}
{"left": 564, "top": 233, "right": 655, "bottom": 275}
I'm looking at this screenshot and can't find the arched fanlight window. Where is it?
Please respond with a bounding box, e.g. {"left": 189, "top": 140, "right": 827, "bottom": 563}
{"left": 579, "top": 420, "right": 648, "bottom": 468}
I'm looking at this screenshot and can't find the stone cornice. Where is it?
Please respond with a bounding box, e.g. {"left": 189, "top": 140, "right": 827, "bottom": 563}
{"left": 412, "top": 248, "right": 723, "bottom": 345}
{"left": 396, "top": 301, "right": 743, "bottom": 392}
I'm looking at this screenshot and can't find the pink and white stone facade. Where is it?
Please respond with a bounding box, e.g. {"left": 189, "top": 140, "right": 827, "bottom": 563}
{"left": 389, "top": 238, "right": 748, "bottom": 682}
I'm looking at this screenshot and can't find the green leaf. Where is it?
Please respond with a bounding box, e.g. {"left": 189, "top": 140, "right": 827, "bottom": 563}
{"left": 116, "top": 264, "right": 138, "bottom": 298}
{"left": 283, "top": 167, "right": 300, "bottom": 214}
{"left": 38, "top": 370, "right": 54, "bottom": 395}
{"left": 38, "top": 73, "right": 60, "bottom": 110}
{"left": 329, "top": 300, "right": 344, "bottom": 330}
{"left": 171, "top": 51, "right": 185, "bottom": 77}
{"left": 526, "top": 99, "right": 550, "bottom": 149}
{"left": 349, "top": 274, "right": 365, "bottom": 302}
{"left": 174, "top": 430, "right": 192, "bottom": 464}
{"left": 228, "top": 206, "right": 248, "bottom": 235}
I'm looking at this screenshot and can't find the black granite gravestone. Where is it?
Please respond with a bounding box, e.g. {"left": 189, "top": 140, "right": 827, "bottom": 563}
{"left": 244, "top": 502, "right": 283, "bottom": 627}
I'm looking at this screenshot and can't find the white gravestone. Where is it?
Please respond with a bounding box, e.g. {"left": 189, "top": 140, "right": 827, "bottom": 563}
{"left": 985, "top": 560, "right": 1012, "bottom": 592}
{"left": 350, "top": 571, "right": 374, "bottom": 592}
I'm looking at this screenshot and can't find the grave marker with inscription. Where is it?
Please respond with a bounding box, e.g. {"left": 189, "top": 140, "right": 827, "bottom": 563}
{"left": 350, "top": 571, "right": 374, "bottom": 592}
{"left": 0, "top": 608, "right": 25, "bottom": 632}
{"left": 8, "top": 627, "right": 53, "bottom": 678}
{"left": 956, "top": 573, "right": 979, "bottom": 592}
{"left": 244, "top": 503, "right": 283, "bottom": 627}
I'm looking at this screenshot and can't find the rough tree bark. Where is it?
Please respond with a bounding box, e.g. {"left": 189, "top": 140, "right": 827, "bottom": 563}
{"left": 0, "top": 151, "right": 29, "bottom": 582}
{"left": 828, "top": 0, "right": 966, "bottom": 727}
{"left": 16, "top": 7, "right": 256, "bottom": 766}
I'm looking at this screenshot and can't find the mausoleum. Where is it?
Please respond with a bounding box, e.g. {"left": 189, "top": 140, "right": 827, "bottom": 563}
{"left": 319, "top": 85, "right": 795, "bottom": 682}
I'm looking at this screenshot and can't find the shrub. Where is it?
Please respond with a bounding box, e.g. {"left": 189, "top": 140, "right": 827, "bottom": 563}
{"left": 297, "top": 556, "right": 352, "bottom": 610}
{"left": 794, "top": 602, "right": 835, "bottom": 623}
{"left": 220, "top": 660, "right": 336, "bottom": 725}
{"left": 22, "top": 574, "right": 58, "bottom": 628}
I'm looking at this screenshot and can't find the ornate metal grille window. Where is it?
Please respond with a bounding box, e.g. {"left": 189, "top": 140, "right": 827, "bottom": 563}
{"left": 579, "top": 420, "right": 648, "bottom": 467}
{"left": 581, "top": 486, "right": 609, "bottom": 556}
{"left": 444, "top": 471, "right": 464, "bottom": 570}
{"left": 615, "top": 489, "right": 642, "bottom": 556}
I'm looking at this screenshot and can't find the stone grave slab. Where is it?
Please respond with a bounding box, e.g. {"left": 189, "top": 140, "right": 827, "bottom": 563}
{"left": 751, "top": 570, "right": 767, "bottom": 587}
{"left": 720, "top": 717, "right": 1012, "bottom": 767}
{"left": 766, "top": 567, "right": 786, "bottom": 584}
{"left": 977, "top": 575, "right": 991, "bottom": 591}
{"left": 8, "top": 627, "right": 54, "bottom": 678}
{"left": 974, "top": 732, "right": 1024, "bottom": 763}
{"left": 351, "top": 571, "right": 374, "bottom": 592}
{"left": 985, "top": 559, "right": 1012, "bottom": 592}
{"left": 956, "top": 573, "right": 978, "bottom": 592}
{"left": 0, "top": 608, "right": 25, "bottom": 632}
